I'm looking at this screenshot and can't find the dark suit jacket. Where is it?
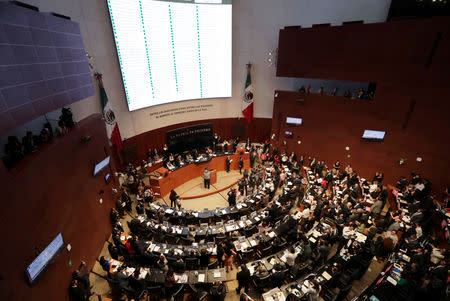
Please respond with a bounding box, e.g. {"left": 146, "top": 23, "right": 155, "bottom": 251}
{"left": 237, "top": 269, "right": 251, "bottom": 285}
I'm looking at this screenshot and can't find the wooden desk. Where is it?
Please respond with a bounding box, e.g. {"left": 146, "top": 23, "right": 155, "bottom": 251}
{"left": 210, "top": 169, "right": 217, "bottom": 185}
{"left": 150, "top": 153, "right": 249, "bottom": 198}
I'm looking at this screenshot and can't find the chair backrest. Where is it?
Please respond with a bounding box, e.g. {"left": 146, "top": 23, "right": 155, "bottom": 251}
{"left": 147, "top": 285, "right": 162, "bottom": 300}
{"left": 257, "top": 274, "right": 271, "bottom": 287}
{"left": 208, "top": 259, "right": 218, "bottom": 269}
{"left": 186, "top": 257, "right": 198, "bottom": 270}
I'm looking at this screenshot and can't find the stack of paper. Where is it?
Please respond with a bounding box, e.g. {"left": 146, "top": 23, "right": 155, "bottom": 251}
{"left": 322, "top": 271, "right": 332, "bottom": 280}
{"left": 198, "top": 274, "right": 205, "bottom": 282}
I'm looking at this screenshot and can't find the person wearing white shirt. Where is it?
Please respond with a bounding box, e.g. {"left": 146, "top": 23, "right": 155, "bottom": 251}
{"left": 430, "top": 245, "right": 445, "bottom": 264}
{"left": 342, "top": 225, "right": 355, "bottom": 240}
{"left": 285, "top": 248, "right": 296, "bottom": 266}
{"left": 415, "top": 182, "right": 425, "bottom": 191}
{"left": 369, "top": 182, "right": 378, "bottom": 193}
{"left": 385, "top": 230, "right": 398, "bottom": 245}
{"left": 415, "top": 224, "right": 423, "bottom": 238}
{"left": 302, "top": 206, "right": 310, "bottom": 220}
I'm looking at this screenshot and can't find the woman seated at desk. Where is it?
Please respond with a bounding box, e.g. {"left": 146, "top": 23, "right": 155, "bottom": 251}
{"left": 176, "top": 154, "right": 185, "bottom": 166}
{"left": 165, "top": 153, "right": 176, "bottom": 169}
{"left": 205, "top": 146, "right": 213, "bottom": 156}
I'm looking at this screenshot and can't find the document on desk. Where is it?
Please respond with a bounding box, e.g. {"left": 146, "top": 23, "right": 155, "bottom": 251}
{"left": 356, "top": 232, "right": 367, "bottom": 243}
{"left": 175, "top": 274, "right": 188, "bottom": 283}
{"left": 198, "top": 273, "right": 205, "bottom": 282}
{"left": 213, "top": 271, "right": 221, "bottom": 278}
{"left": 125, "top": 267, "right": 136, "bottom": 276}
{"left": 139, "top": 269, "right": 148, "bottom": 279}
{"left": 268, "top": 232, "right": 275, "bottom": 238}
{"left": 148, "top": 244, "right": 155, "bottom": 252}
{"left": 322, "top": 271, "right": 332, "bottom": 280}
{"left": 386, "top": 276, "right": 397, "bottom": 286}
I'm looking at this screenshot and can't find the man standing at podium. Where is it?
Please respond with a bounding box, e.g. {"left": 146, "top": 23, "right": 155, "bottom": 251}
{"left": 203, "top": 167, "right": 211, "bottom": 189}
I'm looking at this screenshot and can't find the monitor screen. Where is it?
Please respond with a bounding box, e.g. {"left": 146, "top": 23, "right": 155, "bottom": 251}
{"left": 286, "top": 117, "right": 302, "bottom": 125}
{"left": 26, "top": 233, "right": 65, "bottom": 284}
{"left": 362, "top": 130, "right": 386, "bottom": 141}
{"left": 94, "top": 156, "right": 111, "bottom": 176}
{"left": 107, "top": 0, "right": 232, "bottom": 111}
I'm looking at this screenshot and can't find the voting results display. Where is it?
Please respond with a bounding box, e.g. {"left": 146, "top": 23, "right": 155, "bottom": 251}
{"left": 107, "top": 0, "right": 232, "bottom": 111}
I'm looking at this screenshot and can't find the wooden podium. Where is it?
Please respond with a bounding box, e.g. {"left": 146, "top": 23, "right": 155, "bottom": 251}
{"left": 210, "top": 169, "right": 217, "bottom": 185}
{"left": 149, "top": 153, "right": 249, "bottom": 198}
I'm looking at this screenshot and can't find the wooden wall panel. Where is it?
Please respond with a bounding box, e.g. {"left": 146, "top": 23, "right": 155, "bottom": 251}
{"left": 274, "top": 17, "right": 450, "bottom": 195}
{"left": 277, "top": 18, "right": 447, "bottom": 82}
{"left": 271, "top": 91, "right": 450, "bottom": 194}
{"left": 0, "top": 114, "right": 117, "bottom": 301}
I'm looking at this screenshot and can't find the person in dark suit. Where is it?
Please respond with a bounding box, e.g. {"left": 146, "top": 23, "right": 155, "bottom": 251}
{"left": 22, "top": 131, "right": 38, "bottom": 154}
{"left": 110, "top": 208, "right": 119, "bottom": 225}
{"left": 121, "top": 189, "right": 132, "bottom": 212}
{"left": 271, "top": 264, "right": 286, "bottom": 288}
{"left": 68, "top": 279, "right": 87, "bottom": 301}
{"left": 238, "top": 157, "right": 244, "bottom": 174}
{"left": 169, "top": 189, "right": 178, "bottom": 208}
{"left": 217, "top": 243, "right": 225, "bottom": 268}
{"left": 199, "top": 247, "right": 210, "bottom": 268}
{"left": 72, "top": 261, "right": 92, "bottom": 297}
{"left": 108, "top": 242, "right": 119, "bottom": 260}
{"left": 236, "top": 265, "right": 251, "bottom": 294}
{"left": 116, "top": 198, "right": 125, "bottom": 217}
{"left": 227, "top": 188, "right": 236, "bottom": 206}
{"left": 226, "top": 156, "right": 231, "bottom": 172}
{"left": 250, "top": 150, "right": 256, "bottom": 168}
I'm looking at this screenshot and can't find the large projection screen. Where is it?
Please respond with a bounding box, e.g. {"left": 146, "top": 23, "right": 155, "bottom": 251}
{"left": 106, "top": 0, "right": 232, "bottom": 111}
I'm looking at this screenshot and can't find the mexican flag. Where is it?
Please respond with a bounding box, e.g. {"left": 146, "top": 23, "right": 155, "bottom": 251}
{"left": 242, "top": 63, "right": 254, "bottom": 124}
{"left": 96, "top": 73, "right": 123, "bottom": 151}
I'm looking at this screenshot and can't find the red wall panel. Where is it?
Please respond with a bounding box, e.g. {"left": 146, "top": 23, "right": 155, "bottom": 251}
{"left": 277, "top": 18, "right": 446, "bottom": 82}
{"left": 271, "top": 91, "right": 450, "bottom": 194}
{"left": 0, "top": 114, "right": 116, "bottom": 301}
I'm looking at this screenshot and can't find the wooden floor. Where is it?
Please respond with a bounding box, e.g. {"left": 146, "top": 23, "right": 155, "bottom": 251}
{"left": 87, "top": 172, "right": 387, "bottom": 301}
